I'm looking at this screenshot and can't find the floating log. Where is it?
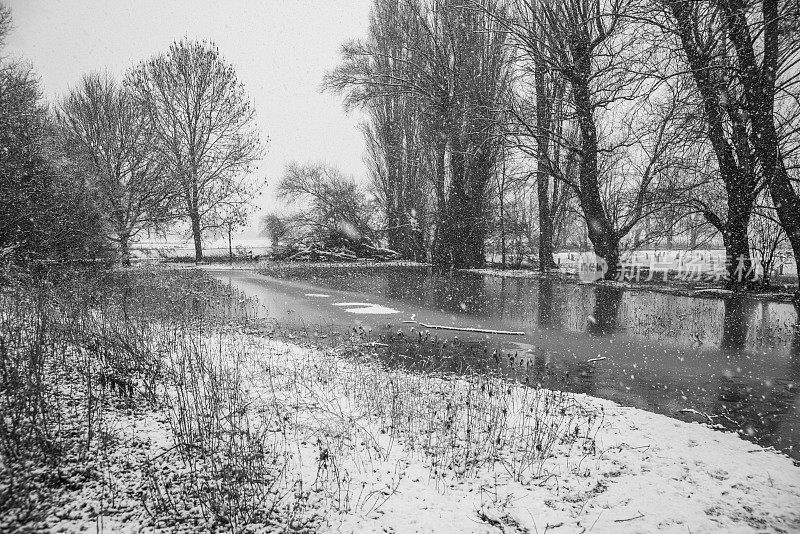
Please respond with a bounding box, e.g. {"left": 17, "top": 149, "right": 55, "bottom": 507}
{"left": 416, "top": 322, "right": 525, "bottom": 336}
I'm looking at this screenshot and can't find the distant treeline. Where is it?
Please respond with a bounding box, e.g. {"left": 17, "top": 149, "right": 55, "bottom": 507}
{"left": 0, "top": 5, "right": 263, "bottom": 270}
{"left": 308, "top": 0, "right": 800, "bottom": 293}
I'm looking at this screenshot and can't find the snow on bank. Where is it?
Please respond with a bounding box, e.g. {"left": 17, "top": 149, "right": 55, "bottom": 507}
{"left": 54, "top": 333, "right": 800, "bottom": 533}
{"left": 240, "top": 337, "right": 800, "bottom": 533}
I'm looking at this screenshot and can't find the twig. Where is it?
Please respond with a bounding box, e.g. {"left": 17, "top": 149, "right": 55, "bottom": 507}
{"left": 614, "top": 512, "right": 644, "bottom": 523}
{"left": 677, "top": 408, "right": 714, "bottom": 425}
{"left": 588, "top": 510, "right": 603, "bottom": 532}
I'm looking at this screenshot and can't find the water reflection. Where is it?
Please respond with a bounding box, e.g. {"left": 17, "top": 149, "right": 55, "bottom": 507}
{"left": 587, "top": 285, "right": 623, "bottom": 336}
{"left": 433, "top": 271, "right": 487, "bottom": 314}
{"left": 537, "top": 278, "right": 555, "bottom": 327}
{"left": 257, "top": 265, "right": 798, "bottom": 358}
{"left": 791, "top": 303, "right": 800, "bottom": 364}
{"left": 721, "top": 297, "right": 757, "bottom": 352}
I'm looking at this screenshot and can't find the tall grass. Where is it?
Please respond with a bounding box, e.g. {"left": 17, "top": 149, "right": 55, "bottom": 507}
{"left": 0, "top": 266, "right": 268, "bottom": 530}
{"left": 192, "top": 329, "right": 605, "bottom": 523}
{"left": 142, "top": 332, "right": 314, "bottom": 532}
{"left": 1, "top": 265, "right": 603, "bottom": 532}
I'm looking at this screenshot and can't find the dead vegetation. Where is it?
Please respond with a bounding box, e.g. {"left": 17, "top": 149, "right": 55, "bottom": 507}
{"left": 0, "top": 266, "right": 603, "bottom": 533}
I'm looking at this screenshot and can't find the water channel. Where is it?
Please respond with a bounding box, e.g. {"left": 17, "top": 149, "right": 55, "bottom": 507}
{"left": 209, "top": 265, "right": 800, "bottom": 460}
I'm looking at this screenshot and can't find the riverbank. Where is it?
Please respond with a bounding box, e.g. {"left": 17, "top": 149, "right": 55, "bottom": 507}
{"left": 23, "top": 329, "right": 800, "bottom": 533}
{"left": 468, "top": 266, "right": 800, "bottom": 304}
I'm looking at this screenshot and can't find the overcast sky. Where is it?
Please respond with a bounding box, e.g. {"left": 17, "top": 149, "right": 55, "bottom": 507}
{"left": 5, "top": 0, "right": 372, "bottom": 244}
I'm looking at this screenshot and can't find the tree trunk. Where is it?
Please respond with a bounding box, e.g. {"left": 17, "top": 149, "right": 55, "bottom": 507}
{"left": 500, "top": 184, "right": 506, "bottom": 270}
{"left": 572, "top": 57, "right": 620, "bottom": 279}
{"left": 689, "top": 218, "right": 698, "bottom": 249}
{"left": 535, "top": 63, "right": 555, "bottom": 272}
{"left": 434, "top": 135, "right": 487, "bottom": 270}
{"left": 190, "top": 210, "right": 203, "bottom": 263}
{"left": 464, "top": 191, "right": 487, "bottom": 269}
{"left": 722, "top": 219, "right": 752, "bottom": 288}
{"left": 668, "top": 0, "right": 757, "bottom": 289}
{"left": 432, "top": 138, "right": 449, "bottom": 267}
{"left": 761, "top": 259, "right": 771, "bottom": 288}
{"left": 718, "top": 0, "right": 800, "bottom": 299}
{"left": 386, "top": 161, "right": 400, "bottom": 253}
{"left": 538, "top": 174, "right": 554, "bottom": 272}
{"left": 702, "top": 206, "right": 753, "bottom": 289}
{"left": 228, "top": 225, "right": 233, "bottom": 264}
{"left": 768, "top": 164, "right": 800, "bottom": 301}
{"left": 119, "top": 233, "right": 131, "bottom": 267}
{"left": 443, "top": 182, "right": 487, "bottom": 269}
{"left": 633, "top": 227, "right": 643, "bottom": 249}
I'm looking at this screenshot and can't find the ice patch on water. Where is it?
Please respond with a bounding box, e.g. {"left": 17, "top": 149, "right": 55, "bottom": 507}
{"left": 331, "top": 301, "right": 399, "bottom": 314}
{"left": 344, "top": 304, "right": 399, "bottom": 315}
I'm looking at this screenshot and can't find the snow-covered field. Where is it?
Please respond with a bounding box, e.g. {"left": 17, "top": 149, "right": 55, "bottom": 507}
{"left": 39, "top": 330, "right": 800, "bottom": 534}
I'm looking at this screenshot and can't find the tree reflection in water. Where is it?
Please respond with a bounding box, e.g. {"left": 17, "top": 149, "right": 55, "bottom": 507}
{"left": 721, "top": 296, "right": 757, "bottom": 352}
{"left": 537, "top": 278, "right": 555, "bottom": 327}
{"left": 587, "top": 285, "right": 623, "bottom": 336}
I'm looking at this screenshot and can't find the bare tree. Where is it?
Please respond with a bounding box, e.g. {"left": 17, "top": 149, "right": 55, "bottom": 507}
{"left": 496, "top": 0, "right": 574, "bottom": 271}
{"left": 326, "top": 0, "right": 510, "bottom": 269}
{"left": 353, "top": 0, "right": 432, "bottom": 261}
{"left": 208, "top": 197, "right": 258, "bottom": 263}
{"left": 490, "top": 0, "right": 687, "bottom": 278}
{"left": 645, "top": 0, "right": 786, "bottom": 287}
{"left": 58, "top": 72, "right": 173, "bottom": 265}
{"left": 126, "top": 40, "right": 263, "bottom": 263}
{"left": 749, "top": 194, "right": 788, "bottom": 287}
{"left": 261, "top": 213, "right": 291, "bottom": 249}
{"left": 715, "top": 0, "right": 800, "bottom": 297}
{"left": 276, "top": 161, "right": 376, "bottom": 245}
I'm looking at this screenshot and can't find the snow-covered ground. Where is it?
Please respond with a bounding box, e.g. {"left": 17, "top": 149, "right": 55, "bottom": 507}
{"left": 46, "top": 331, "right": 800, "bottom": 534}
